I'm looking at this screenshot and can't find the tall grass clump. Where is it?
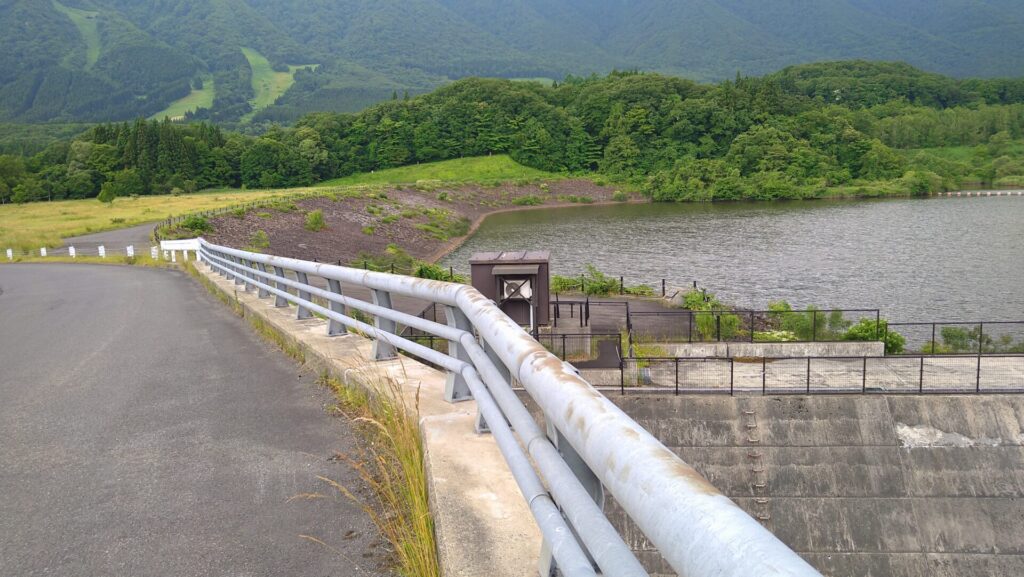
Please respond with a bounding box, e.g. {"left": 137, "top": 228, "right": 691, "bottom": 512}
{"left": 305, "top": 209, "right": 326, "bottom": 231}
{"left": 319, "top": 371, "right": 438, "bottom": 577}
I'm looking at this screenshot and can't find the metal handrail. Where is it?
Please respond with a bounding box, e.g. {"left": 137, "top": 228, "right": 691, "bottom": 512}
{"left": 198, "top": 238, "right": 821, "bottom": 577}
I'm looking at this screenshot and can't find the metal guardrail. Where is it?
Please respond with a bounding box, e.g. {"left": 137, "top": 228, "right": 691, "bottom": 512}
{"left": 197, "top": 238, "right": 821, "bottom": 577}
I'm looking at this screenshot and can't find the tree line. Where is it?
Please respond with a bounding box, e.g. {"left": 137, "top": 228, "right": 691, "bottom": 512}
{"left": 3, "top": 62, "right": 1024, "bottom": 204}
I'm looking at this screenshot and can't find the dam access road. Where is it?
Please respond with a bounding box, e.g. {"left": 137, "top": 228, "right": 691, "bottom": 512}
{"left": 0, "top": 264, "right": 388, "bottom": 577}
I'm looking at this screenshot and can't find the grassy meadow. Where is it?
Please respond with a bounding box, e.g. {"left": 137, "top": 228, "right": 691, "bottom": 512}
{"left": 241, "top": 48, "right": 316, "bottom": 121}
{"left": 0, "top": 189, "right": 303, "bottom": 250}
{"left": 151, "top": 75, "right": 216, "bottom": 120}
{"left": 52, "top": 0, "right": 101, "bottom": 70}
{"left": 316, "top": 155, "right": 558, "bottom": 187}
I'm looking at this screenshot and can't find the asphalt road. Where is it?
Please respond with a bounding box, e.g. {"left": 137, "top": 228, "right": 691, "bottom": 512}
{"left": 63, "top": 223, "right": 157, "bottom": 247}
{"left": 0, "top": 264, "right": 389, "bottom": 577}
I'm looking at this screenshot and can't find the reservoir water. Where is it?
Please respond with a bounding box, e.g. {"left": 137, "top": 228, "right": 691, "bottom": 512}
{"left": 441, "top": 197, "right": 1024, "bottom": 322}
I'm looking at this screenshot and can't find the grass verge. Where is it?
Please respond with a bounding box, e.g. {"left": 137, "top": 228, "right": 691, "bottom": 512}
{"left": 183, "top": 260, "right": 438, "bottom": 577}
{"left": 1, "top": 254, "right": 174, "bottom": 268}
{"left": 0, "top": 189, "right": 305, "bottom": 250}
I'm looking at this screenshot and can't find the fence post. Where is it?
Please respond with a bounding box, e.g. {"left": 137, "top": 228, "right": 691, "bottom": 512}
{"left": 716, "top": 314, "right": 722, "bottom": 342}
{"left": 931, "top": 323, "right": 937, "bottom": 353}
{"left": 370, "top": 289, "right": 398, "bottom": 360}
{"left": 620, "top": 357, "right": 625, "bottom": 395}
{"left": 688, "top": 312, "right": 693, "bottom": 344}
{"left": 295, "top": 272, "right": 313, "bottom": 319}
{"left": 978, "top": 323, "right": 985, "bottom": 355}
{"left": 876, "top": 311, "right": 881, "bottom": 342}
{"left": 919, "top": 356, "right": 925, "bottom": 394}
{"left": 561, "top": 334, "right": 567, "bottom": 360}
{"left": 750, "top": 311, "right": 755, "bottom": 343}
{"left": 729, "top": 359, "right": 735, "bottom": 396}
{"left": 674, "top": 358, "right": 679, "bottom": 396}
{"left": 662, "top": 279, "right": 666, "bottom": 297}
{"left": 862, "top": 357, "right": 868, "bottom": 393}
{"left": 812, "top": 310, "right": 818, "bottom": 342}
{"left": 806, "top": 358, "right": 811, "bottom": 394}
{"left": 762, "top": 357, "right": 767, "bottom": 395}
{"left": 976, "top": 352, "right": 982, "bottom": 393}
{"left": 272, "top": 266, "right": 288, "bottom": 307}
{"left": 553, "top": 293, "right": 559, "bottom": 328}
{"left": 620, "top": 276, "right": 624, "bottom": 295}
{"left": 443, "top": 305, "right": 473, "bottom": 402}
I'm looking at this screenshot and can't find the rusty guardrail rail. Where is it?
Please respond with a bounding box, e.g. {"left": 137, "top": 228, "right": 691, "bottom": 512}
{"left": 198, "top": 238, "right": 821, "bottom": 577}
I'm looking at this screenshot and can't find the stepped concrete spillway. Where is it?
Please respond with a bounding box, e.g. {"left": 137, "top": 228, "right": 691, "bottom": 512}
{"left": 605, "top": 394, "right": 1024, "bottom": 576}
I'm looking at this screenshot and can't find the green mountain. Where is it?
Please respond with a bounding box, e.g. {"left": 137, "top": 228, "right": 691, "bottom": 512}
{"left": 3, "top": 0, "right": 1024, "bottom": 123}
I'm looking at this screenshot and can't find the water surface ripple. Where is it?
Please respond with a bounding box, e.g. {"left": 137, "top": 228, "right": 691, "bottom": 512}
{"left": 441, "top": 197, "right": 1024, "bottom": 322}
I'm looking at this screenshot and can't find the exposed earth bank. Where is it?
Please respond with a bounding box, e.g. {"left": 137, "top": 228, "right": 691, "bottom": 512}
{"left": 206, "top": 180, "right": 627, "bottom": 265}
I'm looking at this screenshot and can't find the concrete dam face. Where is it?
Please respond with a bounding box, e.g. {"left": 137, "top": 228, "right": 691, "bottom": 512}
{"left": 608, "top": 395, "right": 1024, "bottom": 577}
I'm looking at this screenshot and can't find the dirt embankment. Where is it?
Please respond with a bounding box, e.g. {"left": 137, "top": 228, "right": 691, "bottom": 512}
{"left": 207, "top": 180, "right": 626, "bottom": 265}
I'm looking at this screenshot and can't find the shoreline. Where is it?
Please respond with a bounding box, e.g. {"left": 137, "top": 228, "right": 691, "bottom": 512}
{"left": 424, "top": 198, "right": 648, "bottom": 263}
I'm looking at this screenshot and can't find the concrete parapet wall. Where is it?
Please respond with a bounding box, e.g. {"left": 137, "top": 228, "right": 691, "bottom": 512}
{"left": 608, "top": 394, "right": 1024, "bottom": 576}
{"left": 192, "top": 263, "right": 540, "bottom": 577}
{"left": 664, "top": 340, "right": 885, "bottom": 358}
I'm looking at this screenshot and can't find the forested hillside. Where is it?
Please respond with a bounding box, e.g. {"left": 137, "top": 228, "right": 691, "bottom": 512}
{"left": 3, "top": 63, "right": 1024, "bottom": 206}
{"left": 3, "top": 0, "right": 1024, "bottom": 123}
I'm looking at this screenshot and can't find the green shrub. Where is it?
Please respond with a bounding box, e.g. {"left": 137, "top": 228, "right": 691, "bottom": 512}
{"left": 362, "top": 226, "right": 375, "bottom": 235}
{"left": 512, "top": 195, "right": 543, "bottom": 206}
{"left": 231, "top": 207, "right": 246, "bottom": 218}
{"left": 305, "top": 209, "right": 326, "bottom": 231}
{"left": 436, "top": 191, "right": 449, "bottom": 201}
{"left": 844, "top": 319, "right": 904, "bottom": 354}
{"left": 181, "top": 215, "right": 212, "bottom": 234}
{"left": 612, "top": 190, "right": 628, "bottom": 202}
{"left": 248, "top": 230, "right": 270, "bottom": 251}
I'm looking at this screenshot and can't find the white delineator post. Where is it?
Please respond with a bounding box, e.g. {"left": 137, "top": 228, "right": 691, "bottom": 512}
{"left": 151, "top": 246, "right": 158, "bottom": 260}
{"left": 69, "top": 246, "right": 76, "bottom": 259}
{"left": 40, "top": 247, "right": 47, "bottom": 257}
{"left": 126, "top": 245, "right": 135, "bottom": 258}
{"left": 171, "top": 250, "right": 176, "bottom": 263}
{"left": 5, "top": 248, "right": 12, "bottom": 261}
{"left": 98, "top": 246, "right": 106, "bottom": 258}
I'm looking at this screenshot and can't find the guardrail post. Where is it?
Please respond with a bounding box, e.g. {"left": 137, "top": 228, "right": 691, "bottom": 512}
{"left": 295, "top": 272, "right": 313, "bottom": 320}
{"left": 255, "top": 263, "right": 270, "bottom": 298}
{"left": 540, "top": 419, "right": 604, "bottom": 577}
{"left": 370, "top": 289, "right": 397, "bottom": 360}
{"left": 231, "top": 256, "right": 244, "bottom": 286}
{"left": 272, "top": 266, "right": 288, "bottom": 307}
{"left": 326, "top": 279, "right": 348, "bottom": 336}
{"left": 443, "top": 305, "right": 474, "bottom": 403}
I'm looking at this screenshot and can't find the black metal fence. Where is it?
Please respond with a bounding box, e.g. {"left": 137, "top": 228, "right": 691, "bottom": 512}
{"left": 627, "top": 309, "right": 881, "bottom": 345}
{"left": 888, "top": 321, "right": 1024, "bottom": 355}
{"left": 617, "top": 354, "right": 1024, "bottom": 396}
{"left": 536, "top": 332, "right": 622, "bottom": 364}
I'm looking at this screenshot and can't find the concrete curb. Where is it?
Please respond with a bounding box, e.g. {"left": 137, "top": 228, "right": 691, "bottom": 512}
{"left": 190, "top": 262, "right": 540, "bottom": 577}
